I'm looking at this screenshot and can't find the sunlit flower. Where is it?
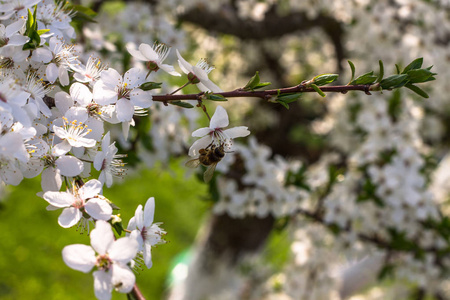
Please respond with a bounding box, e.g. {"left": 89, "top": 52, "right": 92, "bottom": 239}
{"left": 189, "top": 106, "right": 250, "bottom": 156}
{"left": 127, "top": 42, "right": 180, "bottom": 77}
{"left": 176, "top": 49, "right": 223, "bottom": 93}
{"left": 62, "top": 220, "right": 138, "bottom": 300}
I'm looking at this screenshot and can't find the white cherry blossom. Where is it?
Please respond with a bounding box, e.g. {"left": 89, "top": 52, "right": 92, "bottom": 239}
{"left": 127, "top": 197, "right": 166, "bottom": 269}
{"left": 189, "top": 105, "right": 250, "bottom": 156}
{"left": 43, "top": 179, "right": 112, "bottom": 228}
{"left": 62, "top": 220, "right": 139, "bottom": 300}
{"left": 127, "top": 42, "right": 180, "bottom": 77}
{"left": 176, "top": 49, "right": 223, "bottom": 93}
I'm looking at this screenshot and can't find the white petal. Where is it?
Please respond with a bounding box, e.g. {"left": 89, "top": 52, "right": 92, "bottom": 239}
{"left": 93, "top": 270, "right": 113, "bottom": 300}
{"left": 52, "top": 140, "right": 72, "bottom": 156}
{"left": 108, "top": 237, "right": 139, "bottom": 264}
{"left": 112, "top": 264, "right": 136, "bottom": 293}
{"left": 45, "top": 63, "right": 58, "bottom": 84}
{"left": 188, "top": 135, "right": 212, "bottom": 157}
{"left": 116, "top": 98, "right": 134, "bottom": 122}
{"left": 79, "top": 179, "right": 103, "bottom": 199}
{"left": 65, "top": 107, "right": 88, "bottom": 123}
{"left": 127, "top": 216, "right": 137, "bottom": 232}
{"left": 31, "top": 47, "right": 52, "bottom": 63}
{"left": 5, "top": 19, "right": 25, "bottom": 36}
{"left": 223, "top": 126, "right": 250, "bottom": 139}
{"left": 139, "top": 43, "right": 158, "bottom": 61}
{"left": 126, "top": 43, "right": 147, "bottom": 61}
{"left": 85, "top": 198, "right": 112, "bottom": 221}
{"left": 209, "top": 106, "right": 229, "bottom": 129}
{"left": 41, "top": 167, "right": 62, "bottom": 192}
{"left": 143, "top": 197, "right": 155, "bottom": 228}
{"left": 176, "top": 49, "right": 193, "bottom": 74}
{"left": 62, "top": 244, "right": 96, "bottom": 273}
{"left": 123, "top": 68, "right": 145, "bottom": 88}
{"left": 93, "top": 81, "right": 118, "bottom": 105}
{"left": 134, "top": 205, "right": 144, "bottom": 230}
{"left": 101, "top": 68, "right": 122, "bottom": 88}
{"left": 160, "top": 64, "right": 181, "bottom": 76}
{"left": 70, "top": 82, "right": 93, "bottom": 106}
{"left": 130, "top": 89, "right": 153, "bottom": 108}
{"left": 55, "top": 91, "right": 73, "bottom": 114}
{"left": 55, "top": 156, "right": 84, "bottom": 177}
{"left": 143, "top": 242, "right": 153, "bottom": 269}
{"left": 58, "top": 207, "right": 82, "bottom": 228}
{"left": 43, "top": 191, "right": 74, "bottom": 207}
{"left": 59, "top": 66, "right": 70, "bottom": 86}
{"left": 7, "top": 34, "right": 28, "bottom": 46}
{"left": 191, "top": 127, "right": 211, "bottom": 138}
{"left": 90, "top": 220, "right": 114, "bottom": 255}
{"left": 198, "top": 80, "right": 223, "bottom": 93}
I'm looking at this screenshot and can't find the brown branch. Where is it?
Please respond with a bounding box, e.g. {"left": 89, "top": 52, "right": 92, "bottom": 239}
{"left": 131, "top": 283, "right": 146, "bottom": 300}
{"left": 153, "top": 84, "right": 373, "bottom": 102}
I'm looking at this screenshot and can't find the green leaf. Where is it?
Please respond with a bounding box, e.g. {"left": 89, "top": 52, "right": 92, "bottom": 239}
{"left": 402, "top": 57, "right": 423, "bottom": 74}
{"left": 36, "top": 29, "right": 50, "bottom": 36}
{"left": 312, "top": 74, "right": 339, "bottom": 86}
{"left": 348, "top": 60, "right": 356, "bottom": 83}
{"left": 378, "top": 264, "right": 395, "bottom": 280}
{"left": 111, "top": 216, "right": 124, "bottom": 236}
{"left": 406, "top": 69, "right": 434, "bottom": 83}
{"left": 405, "top": 84, "right": 429, "bottom": 98}
{"left": 379, "top": 74, "right": 409, "bottom": 89}
{"left": 310, "top": 84, "right": 326, "bottom": 97}
{"left": 253, "top": 82, "right": 271, "bottom": 89}
{"left": 243, "top": 71, "right": 261, "bottom": 91}
{"left": 139, "top": 82, "right": 162, "bottom": 91}
{"left": 170, "top": 101, "right": 194, "bottom": 108}
{"left": 276, "top": 100, "right": 290, "bottom": 109}
{"left": 205, "top": 93, "right": 227, "bottom": 101}
{"left": 377, "top": 60, "right": 384, "bottom": 83}
{"left": 350, "top": 71, "right": 378, "bottom": 85}
{"left": 395, "top": 64, "right": 401, "bottom": 74}
{"left": 277, "top": 93, "right": 302, "bottom": 103}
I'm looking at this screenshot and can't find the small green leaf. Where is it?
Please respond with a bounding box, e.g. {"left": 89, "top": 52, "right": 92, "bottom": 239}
{"left": 277, "top": 100, "right": 290, "bottom": 109}
{"left": 405, "top": 84, "right": 429, "bottom": 98}
{"left": 377, "top": 60, "right": 384, "bottom": 83}
{"left": 379, "top": 74, "right": 409, "bottom": 89}
{"left": 205, "top": 93, "right": 227, "bottom": 101}
{"left": 111, "top": 216, "right": 124, "bottom": 236}
{"left": 310, "top": 84, "right": 326, "bottom": 97}
{"left": 402, "top": 57, "right": 423, "bottom": 74}
{"left": 170, "top": 101, "right": 194, "bottom": 108}
{"left": 313, "top": 74, "right": 339, "bottom": 86}
{"left": 395, "top": 64, "right": 401, "bottom": 74}
{"left": 139, "top": 82, "right": 162, "bottom": 90}
{"left": 350, "top": 71, "right": 378, "bottom": 85}
{"left": 277, "top": 93, "right": 302, "bottom": 103}
{"left": 36, "top": 29, "right": 50, "bottom": 35}
{"left": 406, "top": 69, "right": 434, "bottom": 83}
{"left": 348, "top": 60, "right": 356, "bottom": 83}
{"left": 243, "top": 71, "right": 261, "bottom": 91}
{"left": 253, "top": 82, "right": 271, "bottom": 89}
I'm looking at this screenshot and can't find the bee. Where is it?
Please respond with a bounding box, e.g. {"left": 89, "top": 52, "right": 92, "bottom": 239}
{"left": 185, "top": 143, "right": 226, "bottom": 183}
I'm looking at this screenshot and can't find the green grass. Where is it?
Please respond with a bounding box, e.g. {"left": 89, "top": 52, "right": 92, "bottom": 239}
{"left": 0, "top": 160, "right": 209, "bottom": 300}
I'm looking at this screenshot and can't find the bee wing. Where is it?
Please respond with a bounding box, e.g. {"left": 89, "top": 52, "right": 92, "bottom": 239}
{"left": 203, "top": 163, "right": 218, "bottom": 183}
{"left": 185, "top": 158, "right": 201, "bottom": 168}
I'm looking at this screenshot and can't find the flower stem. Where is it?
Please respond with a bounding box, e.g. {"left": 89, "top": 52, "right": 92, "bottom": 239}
{"left": 169, "top": 81, "right": 191, "bottom": 95}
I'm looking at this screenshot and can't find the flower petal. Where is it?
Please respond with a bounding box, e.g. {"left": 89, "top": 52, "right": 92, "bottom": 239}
{"left": 139, "top": 43, "right": 158, "bottom": 61}
{"left": 112, "top": 264, "right": 136, "bottom": 293}
{"left": 108, "top": 237, "right": 138, "bottom": 264}
{"left": 55, "top": 156, "right": 84, "bottom": 177}
{"left": 188, "top": 135, "right": 212, "bottom": 157}
{"left": 90, "top": 220, "right": 114, "bottom": 255}
{"left": 85, "top": 198, "right": 112, "bottom": 221}
{"left": 209, "top": 106, "right": 229, "bottom": 129}
{"left": 176, "top": 49, "right": 193, "bottom": 74}
{"left": 191, "top": 127, "right": 211, "bottom": 138}
{"left": 58, "top": 207, "right": 82, "bottom": 228}
{"left": 43, "top": 191, "right": 74, "bottom": 207}
{"left": 223, "top": 126, "right": 250, "bottom": 139}
{"left": 93, "top": 270, "right": 113, "bottom": 300}
{"left": 143, "top": 197, "right": 155, "bottom": 228}
{"left": 62, "top": 244, "right": 96, "bottom": 273}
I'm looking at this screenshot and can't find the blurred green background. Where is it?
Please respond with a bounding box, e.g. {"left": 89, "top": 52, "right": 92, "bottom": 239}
{"left": 0, "top": 160, "right": 209, "bottom": 300}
